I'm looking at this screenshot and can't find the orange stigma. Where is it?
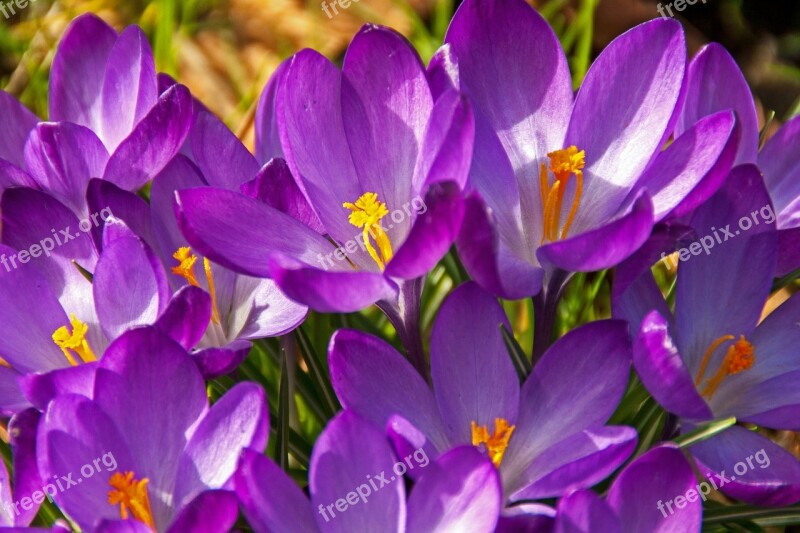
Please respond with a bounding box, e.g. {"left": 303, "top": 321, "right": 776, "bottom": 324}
{"left": 343, "top": 192, "right": 394, "bottom": 271}
{"left": 539, "top": 146, "right": 585, "bottom": 243}
{"left": 695, "top": 335, "right": 755, "bottom": 399}
{"left": 171, "top": 247, "right": 221, "bottom": 325}
{"left": 108, "top": 471, "right": 155, "bottom": 529}
{"left": 471, "top": 418, "right": 516, "bottom": 468}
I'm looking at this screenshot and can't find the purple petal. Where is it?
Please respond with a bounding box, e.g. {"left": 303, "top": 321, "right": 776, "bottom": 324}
{"left": 554, "top": 490, "right": 620, "bottom": 533}
{"left": 0, "top": 243, "right": 68, "bottom": 372}
{"left": 227, "top": 275, "right": 307, "bottom": 339}
{"left": 86, "top": 178, "right": 154, "bottom": 252}
{"left": 268, "top": 255, "right": 397, "bottom": 313}
{"left": 0, "top": 367, "right": 31, "bottom": 416}
{"left": 635, "top": 110, "right": 737, "bottom": 221}
{"left": 342, "top": 24, "right": 432, "bottom": 241}
{"left": 190, "top": 340, "right": 251, "bottom": 380}
{"left": 413, "top": 90, "right": 474, "bottom": 191}
{"left": 255, "top": 59, "right": 289, "bottom": 162}
{"left": 406, "top": 446, "right": 501, "bottom": 533}
{"left": 430, "top": 282, "right": 518, "bottom": 444}
{"left": 240, "top": 158, "right": 324, "bottom": 233}
{"left": 23, "top": 122, "right": 109, "bottom": 217}
{"left": 20, "top": 363, "right": 98, "bottom": 411}
{"left": 509, "top": 426, "right": 637, "bottom": 501}
{"left": 310, "top": 411, "right": 405, "bottom": 533}
{"left": 330, "top": 329, "right": 449, "bottom": 450}
{"left": 278, "top": 49, "right": 363, "bottom": 252}
{"left": 37, "top": 394, "right": 137, "bottom": 531}
{"left": 384, "top": 182, "right": 465, "bottom": 280}
{"left": 677, "top": 43, "right": 759, "bottom": 165}
{"left": 426, "top": 44, "right": 459, "bottom": 101}
{"left": 99, "top": 25, "right": 158, "bottom": 151}
{"left": 689, "top": 426, "right": 800, "bottom": 506}
{"left": 93, "top": 328, "right": 207, "bottom": 506}
{"left": 445, "top": 0, "right": 572, "bottom": 205}
{"left": 0, "top": 91, "right": 38, "bottom": 168}
{"left": 777, "top": 227, "right": 800, "bottom": 277}
{"left": 49, "top": 13, "right": 118, "bottom": 127}
{"left": 166, "top": 490, "right": 239, "bottom": 533}
{"left": 537, "top": 192, "right": 654, "bottom": 272}
{"left": 96, "top": 520, "right": 153, "bottom": 533}
{"left": 674, "top": 165, "right": 777, "bottom": 377}
{"left": 154, "top": 286, "right": 211, "bottom": 350}
{"left": 386, "top": 415, "right": 441, "bottom": 481}
{"left": 103, "top": 84, "right": 193, "bottom": 191}
{"left": 633, "top": 311, "right": 713, "bottom": 420}
{"left": 9, "top": 409, "right": 43, "bottom": 526}
{"left": 176, "top": 187, "right": 337, "bottom": 277}
{"left": 607, "top": 445, "right": 701, "bottom": 532}
{"left": 565, "top": 19, "right": 685, "bottom": 227}
{"left": 190, "top": 110, "right": 259, "bottom": 190}
{"left": 456, "top": 194, "right": 544, "bottom": 299}
{"left": 759, "top": 115, "right": 800, "bottom": 225}
{"left": 93, "top": 220, "right": 170, "bottom": 340}
{"left": 175, "top": 383, "right": 268, "bottom": 507}
{"left": 0, "top": 160, "right": 37, "bottom": 191}
{"left": 235, "top": 450, "right": 316, "bottom": 533}
{"left": 503, "top": 320, "right": 632, "bottom": 479}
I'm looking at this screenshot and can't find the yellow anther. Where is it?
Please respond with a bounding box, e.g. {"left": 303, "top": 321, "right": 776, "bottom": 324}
{"left": 108, "top": 471, "right": 155, "bottom": 529}
{"left": 343, "top": 192, "right": 394, "bottom": 271}
{"left": 471, "top": 418, "right": 516, "bottom": 468}
{"left": 52, "top": 314, "right": 97, "bottom": 366}
{"left": 171, "top": 247, "right": 221, "bottom": 325}
{"left": 695, "top": 335, "right": 756, "bottom": 400}
{"left": 539, "top": 146, "right": 585, "bottom": 243}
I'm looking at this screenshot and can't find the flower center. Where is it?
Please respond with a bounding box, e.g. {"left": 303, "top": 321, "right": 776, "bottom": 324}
{"left": 694, "top": 335, "right": 755, "bottom": 399}
{"left": 108, "top": 471, "right": 155, "bottom": 529}
{"left": 171, "top": 247, "right": 221, "bottom": 325}
{"left": 52, "top": 314, "right": 97, "bottom": 366}
{"left": 539, "top": 146, "right": 585, "bottom": 243}
{"left": 343, "top": 192, "right": 394, "bottom": 271}
{"left": 471, "top": 418, "right": 516, "bottom": 468}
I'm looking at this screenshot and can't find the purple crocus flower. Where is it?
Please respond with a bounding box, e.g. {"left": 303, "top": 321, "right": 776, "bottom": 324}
{"left": 328, "top": 282, "right": 636, "bottom": 505}
{"left": 0, "top": 209, "right": 220, "bottom": 415}
{"left": 552, "top": 446, "right": 702, "bottom": 533}
{"left": 37, "top": 326, "right": 267, "bottom": 532}
{"left": 616, "top": 165, "right": 800, "bottom": 505}
{"left": 175, "top": 24, "right": 474, "bottom": 373}
{"left": 437, "top": 0, "right": 737, "bottom": 354}
{"left": 677, "top": 43, "right": 800, "bottom": 276}
{"left": 44, "top": 13, "right": 192, "bottom": 194}
{"left": 235, "top": 410, "right": 502, "bottom": 532}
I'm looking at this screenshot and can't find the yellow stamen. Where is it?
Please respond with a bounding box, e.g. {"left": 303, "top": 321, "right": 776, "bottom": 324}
{"left": 471, "top": 418, "right": 516, "bottom": 468}
{"left": 108, "top": 471, "right": 155, "bottom": 529}
{"left": 539, "top": 146, "right": 585, "bottom": 243}
{"left": 52, "top": 314, "right": 97, "bottom": 366}
{"left": 695, "top": 335, "right": 755, "bottom": 400}
{"left": 171, "top": 247, "right": 221, "bottom": 325}
{"left": 343, "top": 192, "right": 394, "bottom": 271}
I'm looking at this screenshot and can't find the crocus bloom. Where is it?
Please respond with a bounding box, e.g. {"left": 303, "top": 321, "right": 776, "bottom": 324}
{"left": 677, "top": 43, "right": 800, "bottom": 276}
{"left": 235, "top": 410, "right": 502, "bottom": 532}
{"left": 616, "top": 165, "right": 800, "bottom": 505}
{"left": 0, "top": 213, "right": 214, "bottom": 413}
{"left": 440, "top": 0, "right": 737, "bottom": 308}
{"left": 37, "top": 326, "right": 267, "bottom": 531}
{"left": 176, "top": 24, "right": 474, "bottom": 372}
{"left": 328, "top": 282, "right": 636, "bottom": 503}
{"left": 44, "top": 13, "right": 192, "bottom": 194}
{"left": 552, "top": 446, "right": 702, "bottom": 533}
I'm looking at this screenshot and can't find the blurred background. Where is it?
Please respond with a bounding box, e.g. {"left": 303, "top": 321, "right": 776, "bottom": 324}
{"left": 2, "top": 0, "right": 799, "bottom": 148}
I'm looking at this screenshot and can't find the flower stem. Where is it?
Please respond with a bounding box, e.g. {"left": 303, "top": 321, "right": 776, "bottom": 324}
{"left": 377, "top": 277, "right": 428, "bottom": 380}
{"left": 531, "top": 269, "right": 569, "bottom": 365}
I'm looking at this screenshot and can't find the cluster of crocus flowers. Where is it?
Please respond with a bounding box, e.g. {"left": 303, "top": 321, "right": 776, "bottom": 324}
{"left": 0, "top": 0, "right": 797, "bottom": 531}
